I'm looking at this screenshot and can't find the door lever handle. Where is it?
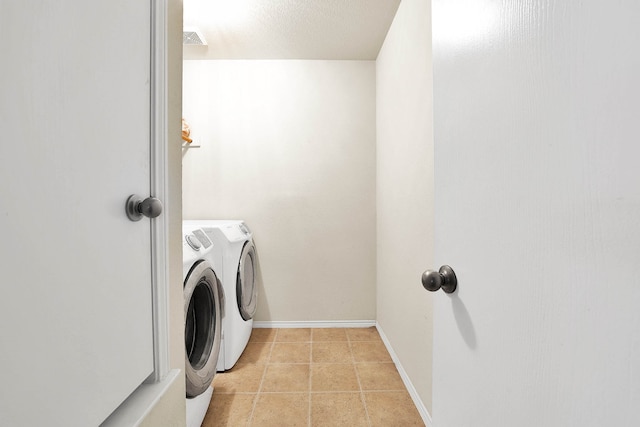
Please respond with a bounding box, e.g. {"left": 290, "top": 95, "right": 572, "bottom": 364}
{"left": 422, "top": 265, "right": 457, "bottom": 294}
{"left": 126, "top": 195, "right": 163, "bottom": 221}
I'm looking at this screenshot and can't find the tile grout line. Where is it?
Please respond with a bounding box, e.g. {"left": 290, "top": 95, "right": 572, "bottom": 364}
{"left": 348, "top": 334, "right": 373, "bottom": 427}
{"left": 246, "top": 331, "right": 276, "bottom": 427}
{"left": 250, "top": 392, "right": 382, "bottom": 398}
{"left": 237, "top": 328, "right": 398, "bottom": 426}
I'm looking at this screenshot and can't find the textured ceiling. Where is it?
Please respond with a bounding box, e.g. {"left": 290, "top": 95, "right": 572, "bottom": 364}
{"left": 183, "top": 0, "right": 402, "bottom": 60}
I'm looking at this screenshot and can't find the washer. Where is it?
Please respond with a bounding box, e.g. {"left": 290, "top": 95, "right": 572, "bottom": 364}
{"left": 182, "top": 227, "right": 223, "bottom": 427}
{"left": 184, "top": 220, "right": 258, "bottom": 371}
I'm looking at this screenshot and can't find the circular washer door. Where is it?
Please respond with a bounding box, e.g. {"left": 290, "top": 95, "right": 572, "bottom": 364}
{"left": 236, "top": 240, "right": 258, "bottom": 321}
{"left": 184, "top": 260, "right": 222, "bottom": 398}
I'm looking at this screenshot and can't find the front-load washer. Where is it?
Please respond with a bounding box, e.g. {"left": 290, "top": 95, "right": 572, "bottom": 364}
{"left": 182, "top": 228, "right": 223, "bottom": 427}
{"left": 184, "top": 220, "right": 258, "bottom": 371}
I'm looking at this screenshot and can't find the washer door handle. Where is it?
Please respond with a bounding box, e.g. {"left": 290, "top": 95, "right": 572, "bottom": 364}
{"left": 126, "top": 195, "right": 163, "bottom": 221}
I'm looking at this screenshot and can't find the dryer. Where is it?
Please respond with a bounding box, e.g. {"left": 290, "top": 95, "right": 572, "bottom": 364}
{"left": 184, "top": 220, "right": 258, "bottom": 371}
{"left": 182, "top": 227, "right": 223, "bottom": 427}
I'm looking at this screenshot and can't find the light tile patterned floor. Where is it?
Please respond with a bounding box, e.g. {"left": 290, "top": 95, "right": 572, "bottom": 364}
{"left": 201, "top": 327, "right": 425, "bottom": 427}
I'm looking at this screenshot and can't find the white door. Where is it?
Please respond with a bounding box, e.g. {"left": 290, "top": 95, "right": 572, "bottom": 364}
{"left": 432, "top": 1, "right": 640, "bottom": 426}
{"left": 0, "top": 2, "right": 155, "bottom": 426}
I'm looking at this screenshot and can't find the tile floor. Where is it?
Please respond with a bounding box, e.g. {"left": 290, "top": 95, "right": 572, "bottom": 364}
{"left": 201, "top": 327, "right": 425, "bottom": 426}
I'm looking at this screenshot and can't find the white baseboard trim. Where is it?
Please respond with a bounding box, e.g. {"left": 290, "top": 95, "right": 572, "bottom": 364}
{"left": 253, "top": 320, "right": 376, "bottom": 329}
{"left": 376, "top": 323, "right": 433, "bottom": 427}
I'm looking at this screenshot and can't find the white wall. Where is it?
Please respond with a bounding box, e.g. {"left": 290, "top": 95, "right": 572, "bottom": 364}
{"left": 376, "top": 0, "right": 434, "bottom": 414}
{"left": 182, "top": 60, "right": 377, "bottom": 321}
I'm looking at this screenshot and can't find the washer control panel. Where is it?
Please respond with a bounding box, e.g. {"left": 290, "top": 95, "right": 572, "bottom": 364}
{"left": 185, "top": 234, "right": 202, "bottom": 250}
{"left": 192, "top": 229, "right": 212, "bottom": 248}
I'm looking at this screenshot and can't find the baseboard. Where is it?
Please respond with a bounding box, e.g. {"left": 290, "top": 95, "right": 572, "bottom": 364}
{"left": 376, "top": 323, "right": 433, "bottom": 427}
{"left": 252, "top": 320, "right": 376, "bottom": 329}
{"left": 101, "top": 369, "right": 181, "bottom": 427}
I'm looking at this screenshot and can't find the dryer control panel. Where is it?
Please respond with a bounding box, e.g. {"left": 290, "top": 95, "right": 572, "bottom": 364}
{"left": 220, "top": 224, "right": 250, "bottom": 242}
{"left": 239, "top": 223, "right": 251, "bottom": 235}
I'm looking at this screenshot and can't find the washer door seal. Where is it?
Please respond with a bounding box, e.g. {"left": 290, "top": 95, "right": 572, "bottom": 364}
{"left": 184, "top": 260, "right": 222, "bottom": 398}
{"left": 237, "top": 240, "right": 257, "bottom": 321}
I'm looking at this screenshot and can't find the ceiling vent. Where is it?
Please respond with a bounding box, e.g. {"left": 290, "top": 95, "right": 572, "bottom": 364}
{"left": 183, "top": 27, "right": 207, "bottom": 46}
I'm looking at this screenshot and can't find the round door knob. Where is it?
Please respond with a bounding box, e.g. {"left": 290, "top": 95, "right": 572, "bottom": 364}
{"left": 126, "top": 195, "right": 163, "bottom": 221}
{"left": 421, "top": 265, "right": 457, "bottom": 294}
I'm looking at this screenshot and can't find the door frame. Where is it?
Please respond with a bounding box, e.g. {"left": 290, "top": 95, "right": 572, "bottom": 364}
{"left": 148, "top": 0, "right": 170, "bottom": 383}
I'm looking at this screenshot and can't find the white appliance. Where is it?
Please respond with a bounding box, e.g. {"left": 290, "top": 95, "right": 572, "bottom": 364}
{"left": 184, "top": 220, "right": 258, "bottom": 371}
{"left": 182, "top": 227, "right": 223, "bottom": 427}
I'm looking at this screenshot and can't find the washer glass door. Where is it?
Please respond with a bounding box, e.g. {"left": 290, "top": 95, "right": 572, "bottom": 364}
{"left": 184, "top": 260, "right": 221, "bottom": 397}
{"left": 237, "top": 241, "right": 257, "bottom": 321}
